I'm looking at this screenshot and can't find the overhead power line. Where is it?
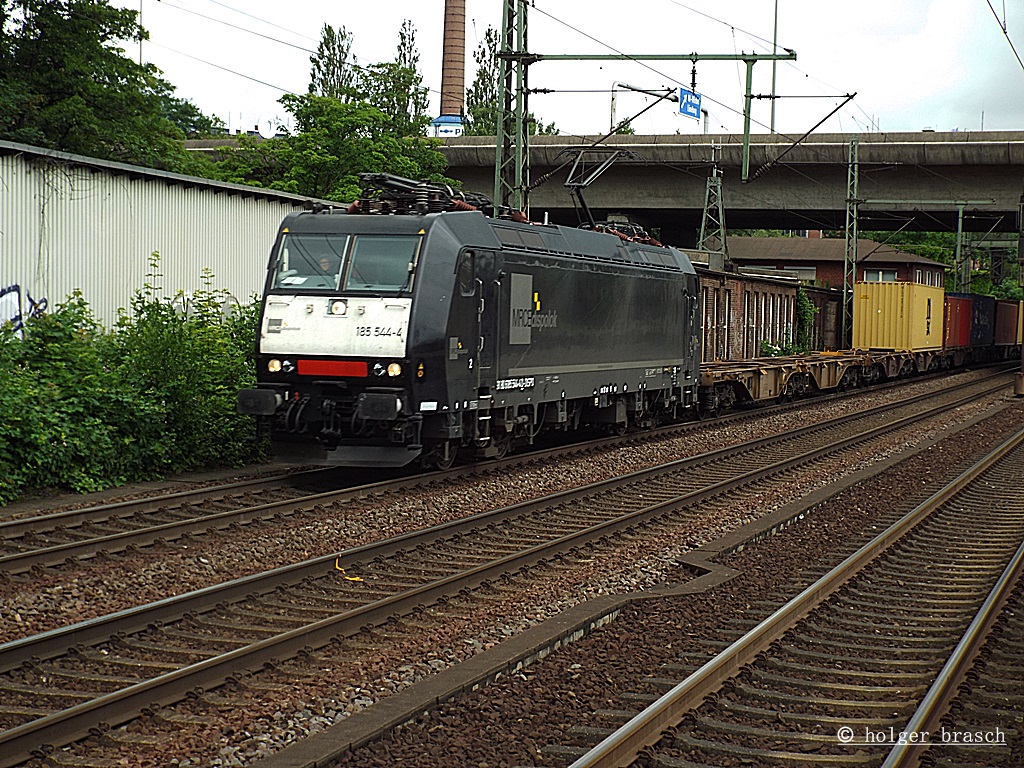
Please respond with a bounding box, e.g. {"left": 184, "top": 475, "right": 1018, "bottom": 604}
{"left": 985, "top": 0, "right": 1024, "bottom": 73}
{"left": 148, "top": 40, "right": 293, "bottom": 92}
{"left": 200, "top": 0, "right": 319, "bottom": 43}
{"left": 150, "top": 0, "right": 445, "bottom": 98}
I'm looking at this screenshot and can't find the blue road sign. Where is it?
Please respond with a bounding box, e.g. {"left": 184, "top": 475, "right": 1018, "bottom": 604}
{"left": 430, "top": 114, "right": 464, "bottom": 137}
{"left": 679, "top": 88, "right": 702, "bottom": 120}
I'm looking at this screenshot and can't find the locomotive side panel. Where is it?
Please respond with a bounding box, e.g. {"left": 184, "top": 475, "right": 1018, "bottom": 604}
{"left": 487, "top": 248, "right": 699, "bottom": 414}
{"left": 405, "top": 221, "right": 482, "bottom": 410}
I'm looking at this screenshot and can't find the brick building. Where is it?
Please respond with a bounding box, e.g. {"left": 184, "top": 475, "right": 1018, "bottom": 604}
{"left": 726, "top": 235, "right": 947, "bottom": 289}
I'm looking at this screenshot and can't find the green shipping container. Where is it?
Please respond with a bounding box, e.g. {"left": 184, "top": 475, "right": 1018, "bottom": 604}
{"left": 852, "top": 281, "right": 945, "bottom": 351}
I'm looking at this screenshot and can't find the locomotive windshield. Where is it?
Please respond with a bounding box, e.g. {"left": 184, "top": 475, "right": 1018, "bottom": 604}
{"left": 270, "top": 233, "right": 420, "bottom": 293}
{"left": 344, "top": 235, "right": 420, "bottom": 292}
{"left": 271, "top": 234, "right": 348, "bottom": 290}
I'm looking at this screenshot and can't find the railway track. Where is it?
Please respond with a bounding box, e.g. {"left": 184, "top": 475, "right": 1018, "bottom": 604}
{"left": 568, "top": 425, "right": 1024, "bottom": 768}
{"left": 922, "top": 577, "right": 1024, "bottom": 768}
{"left": 0, "top": 374, "right": 1013, "bottom": 766}
{"left": 0, "top": 371, "right": 1009, "bottom": 577}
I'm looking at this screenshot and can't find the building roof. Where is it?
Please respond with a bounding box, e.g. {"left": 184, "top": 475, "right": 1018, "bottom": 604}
{"left": 727, "top": 236, "right": 947, "bottom": 268}
{"left": 0, "top": 140, "right": 335, "bottom": 208}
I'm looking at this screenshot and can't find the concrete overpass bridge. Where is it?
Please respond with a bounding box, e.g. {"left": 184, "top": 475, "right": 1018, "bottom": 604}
{"left": 438, "top": 131, "right": 1024, "bottom": 246}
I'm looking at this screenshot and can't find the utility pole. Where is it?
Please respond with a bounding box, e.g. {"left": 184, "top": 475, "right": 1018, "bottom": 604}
{"left": 842, "top": 138, "right": 859, "bottom": 350}
{"left": 954, "top": 205, "right": 969, "bottom": 293}
{"left": 494, "top": 0, "right": 530, "bottom": 214}
{"left": 699, "top": 145, "right": 729, "bottom": 272}
{"left": 770, "top": 0, "right": 779, "bottom": 132}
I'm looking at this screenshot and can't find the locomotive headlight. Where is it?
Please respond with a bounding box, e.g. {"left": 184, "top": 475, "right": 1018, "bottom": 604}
{"left": 281, "top": 359, "right": 295, "bottom": 373}
{"left": 267, "top": 358, "right": 282, "bottom": 373}
{"left": 387, "top": 362, "right": 402, "bottom": 377}
{"left": 329, "top": 299, "right": 347, "bottom": 315}
{"left": 373, "top": 362, "right": 386, "bottom": 377}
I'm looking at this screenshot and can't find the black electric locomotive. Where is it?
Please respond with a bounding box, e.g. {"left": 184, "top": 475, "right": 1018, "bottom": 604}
{"left": 237, "top": 174, "right": 701, "bottom": 467}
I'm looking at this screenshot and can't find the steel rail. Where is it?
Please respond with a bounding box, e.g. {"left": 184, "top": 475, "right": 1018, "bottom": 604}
{"left": 1, "top": 374, "right": 1009, "bottom": 577}
{"left": 881, "top": 537, "right": 1024, "bottom": 768}
{"left": 0, "top": 377, "right": 1006, "bottom": 671}
{"left": 0, "top": 401, "right": 787, "bottom": 541}
{"left": 0, "top": 466, "right": 336, "bottom": 534}
{"left": 0, "top": 382, "right": 1010, "bottom": 765}
{"left": 568, "top": 426, "right": 1024, "bottom": 768}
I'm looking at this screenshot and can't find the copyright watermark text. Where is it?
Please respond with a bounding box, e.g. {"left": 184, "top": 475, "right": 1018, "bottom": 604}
{"left": 836, "top": 725, "right": 1006, "bottom": 746}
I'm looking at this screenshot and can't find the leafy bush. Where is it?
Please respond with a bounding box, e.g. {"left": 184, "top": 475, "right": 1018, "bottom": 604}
{"left": 0, "top": 256, "right": 265, "bottom": 505}
{"left": 0, "top": 292, "right": 167, "bottom": 500}
{"left": 112, "top": 257, "right": 263, "bottom": 472}
{"left": 794, "top": 286, "right": 818, "bottom": 353}
{"left": 758, "top": 289, "right": 818, "bottom": 358}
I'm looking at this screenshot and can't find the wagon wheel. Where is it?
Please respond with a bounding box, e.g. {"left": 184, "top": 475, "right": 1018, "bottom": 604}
{"left": 697, "top": 396, "right": 721, "bottom": 421}
{"left": 422, "top": 440, "right": 457, "bottom": 471}
{"left": 491, "top": 430, "right": 512, "bottom": 460}
{"left": 777, "top": 379, "right": 797, "bottom": 404}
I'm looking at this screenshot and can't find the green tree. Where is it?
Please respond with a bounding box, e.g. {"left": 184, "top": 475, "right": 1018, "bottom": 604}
{"left": 0, "top": 292, "right": 169, "bottom": 500}
{"left": 464, "top": 27, "right": 500, "bottom": 135}
{"left": 464, "top": 25, "right": 557, "bottom": 136}
{"left": 214, "top": 93, "right": 450, "bottom": 202}
{"left": 113, "top": 256, "right": 259, "bottom": 472}
{"left": 0, "top": 0, "right": 217, "bottom": 173}
{"left": 309, "top": 23, "right": 358, "bottom": 101}
{"left": 991, "top": 277, "right": 1023, "bottom": 300}
{"left": 357, "top": 20, "right": 430, "bottom": 137}
{"left": 157, "top": 82, "right": 225, "bottom": 138}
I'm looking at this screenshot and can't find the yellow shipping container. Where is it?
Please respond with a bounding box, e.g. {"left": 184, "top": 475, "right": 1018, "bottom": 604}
{"left": 852, "top": 281, "right": 945, "bottom": 351}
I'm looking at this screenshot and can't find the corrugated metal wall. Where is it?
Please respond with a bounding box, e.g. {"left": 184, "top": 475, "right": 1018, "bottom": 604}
{"left": 0, "top": 150, "right": 308, "bottom": 328}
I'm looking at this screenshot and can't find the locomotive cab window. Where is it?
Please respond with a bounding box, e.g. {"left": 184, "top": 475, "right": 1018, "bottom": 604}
{"left": 344, "top": 235, "right": 421, "bottom": 293}
{"left": 271, "top": 234, "right": 349, "bottom": 290}
{"left": 457, "top": 251, "right": 476, "bottom": 297}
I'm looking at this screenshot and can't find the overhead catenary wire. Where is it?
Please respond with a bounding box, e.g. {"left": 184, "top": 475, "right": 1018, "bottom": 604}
{"left": 527, "top": 4, "right": 993, "bottom": 234}
{"left": 133, "top": 1, "right": 1003, "bottom": 235}
{"left": 147, "top": 40, "right": 294, "bottom": 93}
{"left": 155, "top": 0, "right": 316, "bottom": 54}
{"left": 143, "top": 0, "right": 447, "bottom": 100}
{"left": 664, "top": 0, "right": 882, "bottom": 132}
{"left": 985, "top": 0, "right": 1024, "bottom": 73}
{"left": 200, "top": 0, "right": 320, "bottom": 43}
{"left": 526, "top": 3, "right": 867, "bottom": 174}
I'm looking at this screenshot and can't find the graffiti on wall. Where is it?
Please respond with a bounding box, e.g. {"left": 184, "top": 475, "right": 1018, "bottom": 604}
{"left": 1, "top": 283, "right": 48, "bottom": 333}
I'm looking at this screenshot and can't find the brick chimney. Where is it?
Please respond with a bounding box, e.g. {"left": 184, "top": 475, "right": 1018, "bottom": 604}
{"left": 440, "top": 0, "right": 465, "bottom": 118}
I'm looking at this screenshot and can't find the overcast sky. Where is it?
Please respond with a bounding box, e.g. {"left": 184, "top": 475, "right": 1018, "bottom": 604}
{"left": 112, "top": 0, "right": 1023, "bottom": 139}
